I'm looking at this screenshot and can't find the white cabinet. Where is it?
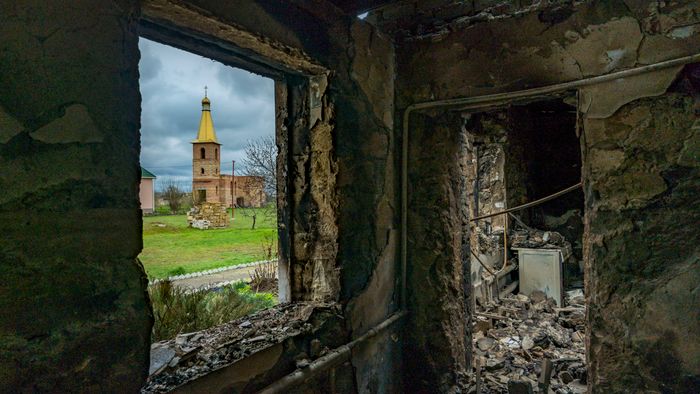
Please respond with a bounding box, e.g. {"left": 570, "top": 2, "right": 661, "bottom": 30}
{"left": 513, "top": 247, "right": 569, "bottom": 306}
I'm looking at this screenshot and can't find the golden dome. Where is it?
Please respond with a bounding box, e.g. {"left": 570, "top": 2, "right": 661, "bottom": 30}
{"left": 193, "top": 95, "right": 219, "bottom": 144}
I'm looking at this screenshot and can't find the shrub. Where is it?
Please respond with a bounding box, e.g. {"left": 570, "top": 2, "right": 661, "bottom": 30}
{"left": 167, "top": 266, "right": 187, "bottom": 277}
{"left": 249, "top": 235, "right": 278, "bottom": 292}
{"left": 149, "top": 281, "right": 275, "bottom": 342}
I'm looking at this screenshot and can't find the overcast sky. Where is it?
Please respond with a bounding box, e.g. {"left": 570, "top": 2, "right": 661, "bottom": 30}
{"left": 139, "top": 38, "right": 274, "bottom": 189}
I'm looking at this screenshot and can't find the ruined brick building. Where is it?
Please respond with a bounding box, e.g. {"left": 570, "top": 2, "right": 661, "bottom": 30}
{"left": 0, "top": 1, "right": 698, "bottom": 393}
{"left": 192, "top": 93, "right": 265, "bottom": 208}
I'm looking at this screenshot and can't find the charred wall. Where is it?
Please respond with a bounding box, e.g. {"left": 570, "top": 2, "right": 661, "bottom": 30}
{"left": 405, "top": 112, "right": 471, "bottom": 391}
{"left": 581, "top": 72, "right": 700, "bottom": 392}
{"left": 0, "top": 0, "right": 151, "bottom": 390}
{"left": 395, "top": 2, "right": 699, "bottom": 392}
{"left": 1, "top": 0, "right": 401, "bottom": 391}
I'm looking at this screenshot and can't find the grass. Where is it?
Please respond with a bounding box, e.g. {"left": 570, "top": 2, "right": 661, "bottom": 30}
{"left": 149, "top": 280, "right": 275, "bottom": 342}
{"left": 141, "top": 208, "right": 277, "bottom": 279}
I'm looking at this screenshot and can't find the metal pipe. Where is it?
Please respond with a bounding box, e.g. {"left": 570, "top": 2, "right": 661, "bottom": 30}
{"left": 400, "top": 53, "right": 699, "bottom": 313}
{"left": 470, "top": 249, "right": 495, "bottom": 276}
{"left": 257, "top": 311, "right": 408, "bottom": 394}
{"left": 470, "top": 183, "right": 582, "bottom": 222}
{"left": 503, "top": 212, "right": 508, "bottom": 271}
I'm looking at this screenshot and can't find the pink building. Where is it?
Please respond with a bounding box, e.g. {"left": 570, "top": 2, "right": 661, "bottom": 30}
{"left": 139, "top": 167, "right": 156, "bottom": 214}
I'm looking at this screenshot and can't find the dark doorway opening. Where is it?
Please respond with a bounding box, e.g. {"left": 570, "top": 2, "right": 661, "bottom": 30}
{"left": 465, "top": 96, "right": 587, "bottom": 393}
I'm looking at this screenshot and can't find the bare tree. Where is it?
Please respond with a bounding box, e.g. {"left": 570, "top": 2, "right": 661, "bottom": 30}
{"left": 236, "top": 177, "right": 275, "bottom": 229}
{"left": 241, "top": 135, "right": 277, "bottom": 199}
{"left": 159, "top": 177, "right": 187, "bottom": 213}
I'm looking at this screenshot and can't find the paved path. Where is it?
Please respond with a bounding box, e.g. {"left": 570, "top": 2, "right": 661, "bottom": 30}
{"left": 171, "top": 265, "right": 262, "bottom": 289}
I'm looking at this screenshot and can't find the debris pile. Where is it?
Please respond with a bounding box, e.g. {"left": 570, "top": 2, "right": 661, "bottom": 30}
{"left": 142, "top": 302, "right": 340, "bottom": 393}
{"left": 187, "top": 202, "right": 229, "bottom": 229}
{"left": 510, "top": 228, "right": 571, "bottom": 250}
{"left": 472, "top": 290, "right": 586, "bottom": 393}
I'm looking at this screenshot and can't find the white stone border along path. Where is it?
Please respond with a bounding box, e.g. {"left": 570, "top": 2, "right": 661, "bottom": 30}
{"left": 149, "top": 259, "right": 277, "bottom": 287}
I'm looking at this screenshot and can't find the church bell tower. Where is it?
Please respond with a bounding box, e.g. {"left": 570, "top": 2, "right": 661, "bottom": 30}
{"left": 192, "top": 88, "right": 221, "bottom": 203}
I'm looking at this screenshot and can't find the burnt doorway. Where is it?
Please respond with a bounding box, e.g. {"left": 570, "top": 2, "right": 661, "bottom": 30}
{"left": 465, "top": 96, "right": 587, "bottom": 393}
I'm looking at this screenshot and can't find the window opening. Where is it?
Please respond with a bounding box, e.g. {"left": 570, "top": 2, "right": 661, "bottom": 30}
{"left": 137, "top": 36, "right": 280, "bottom": 345}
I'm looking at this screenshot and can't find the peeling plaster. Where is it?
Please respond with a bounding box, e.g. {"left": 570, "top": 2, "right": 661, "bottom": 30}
{"left": 0, "top": 105, "right": 24, "bottom": 143}
{"left": 579, "top": 66, "right": 682, "bottom": 119}
{"left": 563, "top": 17, "right": 643, "bottom": 77}
{"left": 30, "top": 104, "right": 103, "bottom": 143}
{"left": 350, "top": 20, "right": 395, "bottom": 130}
{"left": 669, "top": 25, "right": 696, "bottom": 39}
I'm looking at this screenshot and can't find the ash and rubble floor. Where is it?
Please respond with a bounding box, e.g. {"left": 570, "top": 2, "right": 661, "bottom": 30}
{"left": 471, "top": 290, "right": 586, "bottom": 393}
{"left": 142, "top": 286, "right": 585, "bottom": 393}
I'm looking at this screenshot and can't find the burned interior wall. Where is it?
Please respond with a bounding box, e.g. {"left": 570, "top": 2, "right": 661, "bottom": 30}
{"left": 405, "top": 112, "right": 471, "bottom": 391}
{"left": 580, "top": 69, "right": 700, "bottom": 392}
{"left": 394, "top": 1, "right": 699, "bottom": 392}
{"left": 463, "top": 112, "right": 511, "bottom": 300}
{"left": 0, "top": 0, "right": 400, "bottom": 391}
{"left": 0, "top": 0, "right": 152, "bottom": 391}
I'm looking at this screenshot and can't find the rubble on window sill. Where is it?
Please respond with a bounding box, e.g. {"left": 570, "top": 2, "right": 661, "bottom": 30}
{"left": 142, "top": 302, "right": 341, "bottom": 393}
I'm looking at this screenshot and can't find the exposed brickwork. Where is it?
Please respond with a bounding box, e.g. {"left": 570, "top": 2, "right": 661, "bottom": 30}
{"left": 187, "top": 202, "right": 229, "bottom": 228}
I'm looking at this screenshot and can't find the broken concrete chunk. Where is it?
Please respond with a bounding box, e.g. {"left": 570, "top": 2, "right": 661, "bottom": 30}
{"left": 477, "top": 337, "right": 495, "bottom": 351}
{"left": 485, "top": 357, "right": 505, "bottom": 371}
{"left": 559, "top": 370, "right": 574, "bottom": 384}
{"left": 521, "top": 336, "right": 534, "bottom": 351}
{"left": 149, "top": 346, "right": 176, "bottom": 375}
{"left": 168, "top": 356, "right": 181, "bottom": 368}
{"left": 507, "top": 380, "right": 534, "bottom": 394}
{"left": 239, "top": 320, "right": 252, "bottom": 329}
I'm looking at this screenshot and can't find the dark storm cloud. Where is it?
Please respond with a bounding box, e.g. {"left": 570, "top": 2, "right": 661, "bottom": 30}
{"left": 138, "top": 38, "right": 274, "bottom": 189}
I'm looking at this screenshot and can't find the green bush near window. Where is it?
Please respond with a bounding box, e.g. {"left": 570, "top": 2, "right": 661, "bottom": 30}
{"left": 149, "top": 280, "right": 275, "bottom": 342}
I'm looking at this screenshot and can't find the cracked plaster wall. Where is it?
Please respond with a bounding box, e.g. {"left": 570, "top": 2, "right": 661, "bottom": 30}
{"left": 0, "top": 0, "right": 151, "bottom": 391}
{"left": 395, "top": 2, "right": 699, "bottom": 392}
{"left": 396, "top": 1, "right": 700, "bottom": 105}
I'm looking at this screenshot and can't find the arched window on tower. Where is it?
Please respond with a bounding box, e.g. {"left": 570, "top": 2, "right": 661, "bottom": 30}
{"left": 201, "top": 168, "right": 204, "bottom": 175}
{"left": 200, "top": 147, "right": 206, "bottom": 159}
{"left": 215, "top": 148, "right": 218, "bottom": 160}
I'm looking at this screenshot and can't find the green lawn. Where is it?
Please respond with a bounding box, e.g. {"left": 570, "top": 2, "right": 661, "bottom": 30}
{"left": 140, "top": 208, "right": 277, "bottom": 279}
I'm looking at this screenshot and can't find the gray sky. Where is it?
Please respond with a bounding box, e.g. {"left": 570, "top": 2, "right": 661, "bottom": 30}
{"left": 139, "top": 38, "right": 274, "bottom": 189}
